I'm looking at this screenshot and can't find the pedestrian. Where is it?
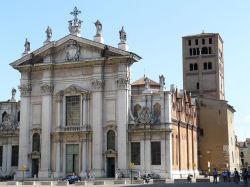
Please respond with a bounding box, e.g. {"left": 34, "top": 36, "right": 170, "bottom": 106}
{"left": 234, "top": 168, "right": 240, "bottom": 184}
{"left": 222, "top": 170, "right": 227, "bottom": 182}
{"left": 227, "top": 170, "right": 231, "bottom": 182}
{"left": 213, "top": 168, "right": 218, "bottom": 184}
{"left": 187, "top": 174, "right": 192, "bottom": 183}
{"left": 242, "top": 168, "right": 248, "bottom": 186}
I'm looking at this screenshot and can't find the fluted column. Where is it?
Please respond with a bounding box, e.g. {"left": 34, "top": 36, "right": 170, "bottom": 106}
{"left": 39, "top": 83, "right": 53, "bottom": 178}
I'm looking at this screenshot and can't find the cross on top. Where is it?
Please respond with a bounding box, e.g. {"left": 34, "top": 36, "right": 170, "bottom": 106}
{"left": 70, "top": 6, "right": 81, "bottom": 20}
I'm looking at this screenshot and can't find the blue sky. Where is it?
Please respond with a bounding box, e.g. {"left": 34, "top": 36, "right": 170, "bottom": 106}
{"left": 0, "top": 0, "right": 249, "bottom": 141}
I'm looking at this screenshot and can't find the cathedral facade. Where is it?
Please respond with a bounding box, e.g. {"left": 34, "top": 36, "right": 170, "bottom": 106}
{"left": 1, "top": 7, "right": 199, "bottom": 179}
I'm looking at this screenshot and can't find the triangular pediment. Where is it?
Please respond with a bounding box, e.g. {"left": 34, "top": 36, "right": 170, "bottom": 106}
{"left": 10, "top": 34, "right": 141, "bottom": 69}
{"left": 56, "top": 84, "right": 90, "bottom": 96}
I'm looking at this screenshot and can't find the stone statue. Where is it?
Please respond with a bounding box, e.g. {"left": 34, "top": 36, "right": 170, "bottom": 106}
{"left": 24, "top": 38, "right": 30, "bottom": 53}
{"left": 45, "top": 26, "right": 52, "bottom": 42}
{"left": 144, "top": 77, "right": 150, "bottom": 90}
{"left": 11, "top": 88, "right": 16, "bottom": 101}
{"left": 119, "top": 26, "right": 127, "bottom": 43}
{"left": 159, "top": 75, "right": 165, "bottom": 91}
{"left": 94, "top": 19, "right": 102, "bottom": 37}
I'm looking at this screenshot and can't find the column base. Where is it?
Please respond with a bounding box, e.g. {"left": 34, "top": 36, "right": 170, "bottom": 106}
{"left": 91, "top": 169, "right": 105, "bottom": 178}
{"left": 79, "top": 171, "right": 87, "bottom": 178}
{"left": 38, "top": 170, "right": 51, "bottom": 178}
{"left": 15, "top": 170, "right": 31, "bottom": 179}
{"left": 53, "top": 171, "right": 63, "bottom": 178}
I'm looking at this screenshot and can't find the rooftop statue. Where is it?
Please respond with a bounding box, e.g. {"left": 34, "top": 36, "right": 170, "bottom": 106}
{"left": 24, "top": 38, "right": 30, "bottom": 53}
{"left": 119, "top": 26, "right": 127, "bottom": 43}
{"left": 45, "top": 26, "right": 52, "bottom": 42}
{"left": 94, "top": 19, "right": 102, "bottom": 37}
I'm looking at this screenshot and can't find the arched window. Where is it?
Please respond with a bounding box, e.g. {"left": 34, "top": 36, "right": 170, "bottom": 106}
{"left": 32, "top": 133, "right": 40, "bottom": 152}
{"left": 107, "top": 130, "right": 115, "bottom": 150}
{"left": 2, "top": 111, "right": 7, "bottom": 122}
{"left": 201, "top": 47, "right": 208, "bottom": 54}
{"left": 153, "top": 103, "right": 161, "bottom": 123}
{"left": 193, "top": 48, "right": 196, "bottom": 55}
{"left": 134, "top": 104, "right": 141, "bottom": 118}
{"left": 189, "top": 48, "right": 192, "bottom": 56}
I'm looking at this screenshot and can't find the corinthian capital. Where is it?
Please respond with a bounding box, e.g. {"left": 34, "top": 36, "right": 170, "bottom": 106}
{"left": 115, "top": 77, "right": 129, "bottom": 89}
{"left": 91, "top": 79, "right": 104, "bottom": 91}
{"left": 18, "top": 84, "right": 32, "bottom": 97}
{"left": 40, "top": 83, "right": 54, "bottom": 95}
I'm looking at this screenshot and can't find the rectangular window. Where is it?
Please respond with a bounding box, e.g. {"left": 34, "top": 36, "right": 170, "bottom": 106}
{"left": 196, "top": 48, "right": 200, "bottom": 55}
{"left": 202, "top": 39, "right": 205, "bottom": 45}
{"left": 203, "top": 62, "right": 207, "bottom": 70}
{"left": 209, "top": 38, "right": 212, "bottom": 44}
{"left": 151, "top": 142, "right": 161, "bottom": 165}
{"left": 188, "top": 40, "right": 191, "bottom": 46}
{"left": 208, "top": 47, "right": 212, "bottom": 54}
{"left": 131, "top": 142, "right": 140, "bottom": 165}
{"left": 11, "top": 145, "right": 19, "bottom": 166}
{"left": 0, "top": 146, "right": 2, "bottom": 167}
{"left": 189, "top": 48, "right": 192, "bottom": 56}
{"left": 66, "top": 95, "right": 80, "bottom": 126}
{"left": 195, "top": 39, "right": 198, "bottom": 45}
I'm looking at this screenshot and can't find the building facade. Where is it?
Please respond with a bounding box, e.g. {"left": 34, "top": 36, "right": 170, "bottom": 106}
{"left": 4, "top": 7, "right": 198, "bottom": 179}
{"left": 0, "top": 89, "right": 20, "bottom": 177}
{"left": 239, "top": 139, "right": 250, "bottom": 171}
{"left": 182, "top": 33, "right": 239, "bottom": 173}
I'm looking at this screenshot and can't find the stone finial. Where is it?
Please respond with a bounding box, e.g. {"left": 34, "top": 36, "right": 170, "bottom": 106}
{"left": 22, "top": 38, "right": 30, "bottom": 56}
{"left": 118, "top": 26, "right": 128, "bottom": 51}
{"left": 44, "top": 26, "right": 52, "bottom": 45}
{"left": 68, "top": 6, "right": 83, "bottom": 37}
{"left": 93, "top": 19, "right": 104, "bottom": 43}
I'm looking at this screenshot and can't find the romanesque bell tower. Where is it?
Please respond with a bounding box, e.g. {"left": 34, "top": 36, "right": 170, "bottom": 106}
{"left": 182, "top": 33, "right": 225, "bottom": 100}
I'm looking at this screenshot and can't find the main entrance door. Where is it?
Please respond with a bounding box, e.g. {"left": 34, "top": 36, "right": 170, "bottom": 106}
{"left": 32, "top": 159, "right": 39, "bottom": 178}
{"left": 66, "top": 144, "right": 79, "bottom": 175}
{"left": 107, "top": 158, "right": 115, "bottom": 177}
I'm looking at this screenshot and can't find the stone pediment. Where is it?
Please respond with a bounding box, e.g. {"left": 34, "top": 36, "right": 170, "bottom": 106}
{"left": 56, "top": 84, "right": 90, "bottom": 97}
{"left": 10, "top": 35, "right": 141, "bottom": 69}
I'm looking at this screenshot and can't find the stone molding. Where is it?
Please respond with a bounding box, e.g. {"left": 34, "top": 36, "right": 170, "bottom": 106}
{"left": 115, "top": 77, "right": 129, "bottom": 89}
{"left": 104, "top": 121, "right": 117, "bottom": 133}
{"left": 91, "top": 79, "right": 104, "bottom": 91}
{"left": 40, "top": 83, "right": 54, "bottom": 95}
{"left": 19, "top": 84, "right": 32, "bottom": 97}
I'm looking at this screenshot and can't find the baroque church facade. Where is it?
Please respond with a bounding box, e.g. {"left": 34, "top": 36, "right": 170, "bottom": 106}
{"left": 1, "top": 7, "right": 199, "bottom": 179}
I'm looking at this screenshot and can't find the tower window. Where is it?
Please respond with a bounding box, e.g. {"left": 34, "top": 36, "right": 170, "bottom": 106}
{"left": 189, "top": 48, "right": 192, "bottom": 56}
{"left": 195, "top": 39, "right": 198, "bottom": 45}
{"left": 202, "top": 39, "right": 205, "bottom": 45}
{"left": 196, "top": 82, "right": 199, "bottom": 90}
{"left": 208, "top": 47, "right": 212, "bottom": 54}
{"left": 209, "top": 38, "right": 212, "bottom": 44}
{"left": 194, "top": 63, "right": 198, "bottom": 70}
{"left": 189, "top": 63, "right": 194, "bottom": 71}
{"left": 188, "top": 40, "right": 191, "bottom": 46}
{"left": 208, "top": 62, "right": 212, "bottom": 69}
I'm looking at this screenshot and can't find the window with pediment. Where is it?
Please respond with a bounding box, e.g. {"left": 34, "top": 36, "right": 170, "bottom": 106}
{"left": 107, "top": 130, "right": 115, "bottom": 150}
{"left": 133, "top": 104, "right": 141, "bottom": 118}
{"left": 32, "top": 133, "right": 40, "bottom": 152}
{"left": 153, "top": 103, "right": 161, "bottom": 123}
{"left": 66, "top": 95, "right": 80, "bottom": 126}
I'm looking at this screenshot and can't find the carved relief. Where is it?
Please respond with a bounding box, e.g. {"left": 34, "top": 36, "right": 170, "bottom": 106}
{"left": 65, "top": 40, "right": 81, "bottom": 61}
{"left": 138, "top": 107, "right": 152, "bottom": 124}
{"left": 91, "top": 79, "right": 104, "bottom": 91}
{"left": 19, "top": 84, "right": 32, "bottom": 97}
{"left": 115, "top": 78, "right": 129, "bottom": 89}
{"left": 40, "top": 83, "right": 54, "bottom": 95}
{"left": 0, "top": 113, "right": 19, "bottom": 134}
